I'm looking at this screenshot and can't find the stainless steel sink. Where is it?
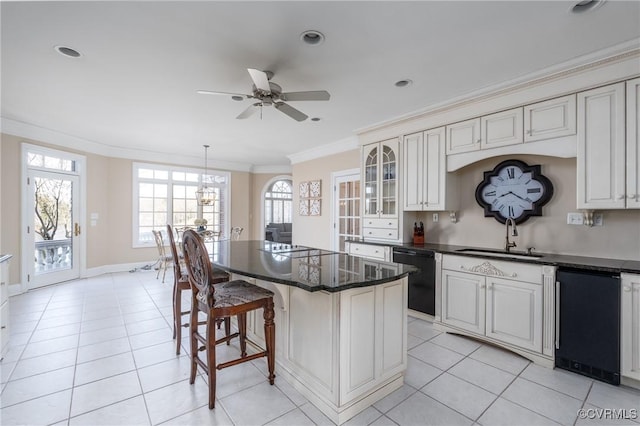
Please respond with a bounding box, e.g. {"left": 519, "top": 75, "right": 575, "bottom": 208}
{"left": 455, "top": 248, "right": 543, "bottom": 260}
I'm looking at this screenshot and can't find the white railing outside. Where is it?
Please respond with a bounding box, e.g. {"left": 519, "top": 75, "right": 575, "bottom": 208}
{"left": 35, "top": 239, "right": 72, "bottom": 273}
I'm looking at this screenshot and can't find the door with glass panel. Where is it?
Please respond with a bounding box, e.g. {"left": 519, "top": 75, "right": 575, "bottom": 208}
{"left": 362, "top": 139, "right": 398, "bottom": 218}
{"left": 333, "top": 172, "right": 361, "bottom": 252}
{"left": 24, "top": 150, "right": 82, "bottom": 289}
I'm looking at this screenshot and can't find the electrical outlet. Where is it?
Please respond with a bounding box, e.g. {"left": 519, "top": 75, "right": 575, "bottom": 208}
{"left": 567, "top": 212, "right": 583, "bottom": 225}
{"left": 433, "top": 213, "right": 439, "bottom": 222}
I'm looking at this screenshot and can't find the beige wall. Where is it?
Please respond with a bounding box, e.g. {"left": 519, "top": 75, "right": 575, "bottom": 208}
{"left": 407, "top": 154, "right": 640, "bottom": 260}
{"left": 0, "top": 134, "right": 253, "bottom": 285}
{"left": 292, "top": 149, "right": 360, "bottom": 250}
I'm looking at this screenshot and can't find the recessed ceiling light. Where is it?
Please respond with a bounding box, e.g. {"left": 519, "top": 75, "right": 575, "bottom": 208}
{"left": 231, "top": 96, "right": 244, "bottom": 101}
{"left": 55, "top": 45, "right": 82, "bottom": 58}
{"left": 300, "top": 30, "right": 325, "bottom": 46}
{"left": 394, "top": 79, "right": 413, "bottom": 88}
{"left": 311, "top": 117, "right": 321, "bottom": 122}
{"left": 571, "top": 0, "right": 605, "bottom": 14}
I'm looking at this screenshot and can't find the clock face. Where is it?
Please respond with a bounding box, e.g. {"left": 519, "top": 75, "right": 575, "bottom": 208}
{"left": 475, "top": 160, "right": 553, "bottom": 224}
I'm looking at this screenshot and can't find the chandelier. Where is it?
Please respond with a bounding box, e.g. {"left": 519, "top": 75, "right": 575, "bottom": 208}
{"left": 195, "top": 144, "right": 216, "bottom": 206}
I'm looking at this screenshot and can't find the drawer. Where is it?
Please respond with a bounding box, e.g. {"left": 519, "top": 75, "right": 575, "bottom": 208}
{"left": 347, "top": 242, "right": 390, "bottom": 261}
{"left": 362, "top": 218, "right": 398, "bottom": 229}
{"left": 362, "top": 227, "right": 399, "bottom": 241}
{"left": 442, "top": 254, "right": 542, "bottom": 284}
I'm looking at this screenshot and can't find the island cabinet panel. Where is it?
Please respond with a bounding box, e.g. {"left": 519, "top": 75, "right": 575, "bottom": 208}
{"left": 339, "top": 279, "right": 407, "bottom": 404}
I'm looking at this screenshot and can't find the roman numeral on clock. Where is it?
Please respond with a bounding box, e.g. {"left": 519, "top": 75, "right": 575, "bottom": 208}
{"left": 527, "top": 188, "right": 541, "bottom": 193}
{"left": 508, "top": 206, "right": 514, "bottom": 217}
{"left": 507, "top": 168, "right": 515, "bottom": 179}
{"left": 485, "top": 191, "right": 496, "bottom": 197}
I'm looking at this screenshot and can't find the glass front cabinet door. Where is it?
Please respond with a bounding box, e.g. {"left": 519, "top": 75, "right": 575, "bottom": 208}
{"left": 362, "top": 138, "right": 399, "bottom": 218}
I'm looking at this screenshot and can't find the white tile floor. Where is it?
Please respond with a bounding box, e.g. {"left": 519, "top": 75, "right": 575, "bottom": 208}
{"left": 1, "top": 270, "right": 639, "bottom": 426}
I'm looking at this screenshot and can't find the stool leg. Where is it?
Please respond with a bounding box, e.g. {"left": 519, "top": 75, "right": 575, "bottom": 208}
{"left": 174, "top": 283, "right": 182, "bottom": 355}
{"left": 224, "top": 317, "right": 231, "bottom": 345}
{"left": 237, "top": 313, "right": 247, "bottom": 357}
{"left": 206, "top": 311, "right": 217, "bottom": 409}
{"left": 189, "top": 298, "right": 198, "bottom": 385}
{"left": 263, "top": 299, "right": 276, "bottom": 385}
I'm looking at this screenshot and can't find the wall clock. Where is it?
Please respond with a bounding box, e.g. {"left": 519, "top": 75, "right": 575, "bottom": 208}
{"left": 475, "top": 159, "right": 553, "bottom": 224}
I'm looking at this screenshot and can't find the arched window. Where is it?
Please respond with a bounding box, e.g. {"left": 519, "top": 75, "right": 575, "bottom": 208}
{"left": 264, "top": 179, "right": 293, "bottom": 226}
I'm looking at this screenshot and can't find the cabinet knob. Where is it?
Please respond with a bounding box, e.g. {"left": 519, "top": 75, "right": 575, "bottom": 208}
{"left": 388, "top": 233, "right": 392, "bottom": 236}
{"left": 476, "top": 139, "right": 481, "bottom": 144}
{"left": 511, "top": 273, "right": 517, "bottom": 278}
{"left": 460, "top": 265, "right": 466, "bottom": 271}
{"left": 623, "top": 285, "right": 632, "bottom": 292}
{"left": 617, "top": 194, "right": 625, "bottom": 200}
{"left": 479, "top": 283, "right": 486, "bottom": 289}
{"left": 527, "top": 129, "right": 533, "bottom": 135}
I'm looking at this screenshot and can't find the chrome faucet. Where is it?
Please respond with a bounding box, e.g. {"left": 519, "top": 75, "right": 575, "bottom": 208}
{"left": 505, "top": 218, "right": 518, "bottom": 252}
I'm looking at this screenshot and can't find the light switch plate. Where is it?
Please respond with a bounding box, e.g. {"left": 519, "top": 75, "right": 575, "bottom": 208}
{"left": 433, "top": 213, "right": 439, "bottom": 222}
{"left": 593, "top": 213, "right": 603, "bottom": 226}
{"left": 567, "top": 212, "right": 583, "bottom": 225}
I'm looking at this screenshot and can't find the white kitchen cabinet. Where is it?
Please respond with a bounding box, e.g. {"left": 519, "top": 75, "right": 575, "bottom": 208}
{"left": 1, "top": 255, "right": 11, "bottom": 360}
{"left": 441, "top": 269, "right": 485, "bottom": 335}
{"left": 626, "top": 77, "right": 640, "bottom": 209}
{"left": 446, "top": 118, "right": 481, "bottom": 154}
{"left": 403, "top": 127, "right": 455, "bottom": 211}
{"left": 439, "top": 255, "right": 546, "bottom": 356}
{"left": 577, "top": 82, "right": 626, "bottom": 209}
{"left": 362, "top": 138, "right": 400, "bottom": 242}
{"left": 621, "top": 273, "right": 640, "bottom": 383}
{"left": 524, "top": 94, "right": 577, "bottom": 143}
{"left": 481, "top": 107, "right": 524, "bottom": 150}
{"left": 485, "top": 275, "right": 542, "bottom": 353}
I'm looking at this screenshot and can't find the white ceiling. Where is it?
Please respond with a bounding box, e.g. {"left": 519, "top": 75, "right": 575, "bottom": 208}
{"left": 2, "top": 1, "right": 640, "bottom": 171}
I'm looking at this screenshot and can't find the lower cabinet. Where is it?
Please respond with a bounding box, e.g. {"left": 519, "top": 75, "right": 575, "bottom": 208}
{"left": 621, "top": 273, "right": 640, "bottom": 382}
{"left": 439, "top": 255, "right": 553, "bottom": 359}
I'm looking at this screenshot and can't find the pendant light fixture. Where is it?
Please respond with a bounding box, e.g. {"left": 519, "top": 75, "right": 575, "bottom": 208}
{"left": 195, "top": 144, "right": 216, "bottom": 206}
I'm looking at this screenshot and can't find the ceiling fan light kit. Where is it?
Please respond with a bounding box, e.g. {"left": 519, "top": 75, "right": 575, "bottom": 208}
{"left": 198, "top": 68, "right": 330, "bottom": 121}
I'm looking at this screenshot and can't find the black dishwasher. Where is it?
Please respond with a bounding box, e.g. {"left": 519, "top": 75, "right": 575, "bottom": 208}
{"left": 555, "top": 268, "right": 620, "bottom": 385}
{"left": 392, "top": 248, "right": 435, "bottom": 315}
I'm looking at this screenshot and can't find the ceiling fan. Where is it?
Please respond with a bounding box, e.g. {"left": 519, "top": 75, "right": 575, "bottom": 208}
{"left": 197, "top": 68, "right": 330, "bottom": 122}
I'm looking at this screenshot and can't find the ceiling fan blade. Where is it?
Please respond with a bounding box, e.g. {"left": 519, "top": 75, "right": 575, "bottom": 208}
{"left": 274, "top": 102, "right": 308, "bottom": 122}
{"left": 247, "top": 68, "right": 271, "bottom": 93}
{"left": 280, "top": 91, "right": 330, "bottom": 101}
{"left": 236, "top": 103, "right": 261, "bottom": 119}
{"left": 197, "top": 90, "right": 252, "bottom": 98}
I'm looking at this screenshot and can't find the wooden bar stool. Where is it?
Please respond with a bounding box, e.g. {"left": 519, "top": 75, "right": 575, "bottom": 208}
{"left": 181, "top": 229, "right": 276, "bottom": 409}
{"left": 166, "top": 224, "right": 230, "bottom": 355}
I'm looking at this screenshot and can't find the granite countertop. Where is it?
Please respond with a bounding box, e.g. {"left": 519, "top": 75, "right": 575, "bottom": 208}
{"left": 206, "top": 240, "right": 416, "bottom": 293}
{"left": 358, "top": 241, "right": 640, "bottom": 274}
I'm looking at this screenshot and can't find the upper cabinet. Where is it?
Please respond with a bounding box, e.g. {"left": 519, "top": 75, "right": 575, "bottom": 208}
{"left": 361, "top": 139, "right": 400, "bottom": 242}
{"left": 403, "top": 127, "right": 456, "bottom": 211}
{"left": 524, "top": 94, "right": 576, "bottom": 143}
{"left": 626, "top": 77, "right": 640, "bottom": 209}
{"left": 481, "top": 107, "right": 523, "bottom": 150}
{"left": 577, "top": 82, "right": 628, "bottom": 209}
{"left": 362, "top": 138, "right": 399, "bottom": 218}
{"left": 446, "top": 118, "right": 481, "bottom": 154}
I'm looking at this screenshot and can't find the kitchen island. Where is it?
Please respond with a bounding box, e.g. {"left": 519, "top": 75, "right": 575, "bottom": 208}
{"left": 206, "top": 240, "right": 415, "bottom": 425}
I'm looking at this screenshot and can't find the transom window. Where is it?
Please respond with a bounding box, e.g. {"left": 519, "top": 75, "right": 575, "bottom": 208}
{"left": 133, "top": 162, "right": 229, "bottom": 247}
{"left": 264, "top": 179, "right": 292, "bottom": 226}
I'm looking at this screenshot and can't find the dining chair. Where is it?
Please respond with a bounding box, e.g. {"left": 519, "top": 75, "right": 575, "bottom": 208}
{"left": 151, "top": 230, "right": 172, "bottom": 283}
{"left": 181, "top": 229, "right": 276, "bottom": 409}
{"left": 166, "top": 224, "right": 230, "bottom": 355}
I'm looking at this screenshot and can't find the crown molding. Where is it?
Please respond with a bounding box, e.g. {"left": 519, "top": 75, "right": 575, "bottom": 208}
{"left": 251, "top": 164, "right": 292, "bottom": 174}
{"left": 356, "top": 38, "right": 640, "bottom": 135}
{"left": 1, "top": 117, "right": 255, "bottom": 172}
{"left": 287, "top": 135, "right": 359, "bottom": 164}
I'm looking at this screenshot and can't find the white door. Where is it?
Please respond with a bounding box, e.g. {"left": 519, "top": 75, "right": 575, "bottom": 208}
{"left": 22, "top": 145, "right": 84, "bottom": 289}
{"left": 333, "top": 170, "right": 361, "bottom": 252}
